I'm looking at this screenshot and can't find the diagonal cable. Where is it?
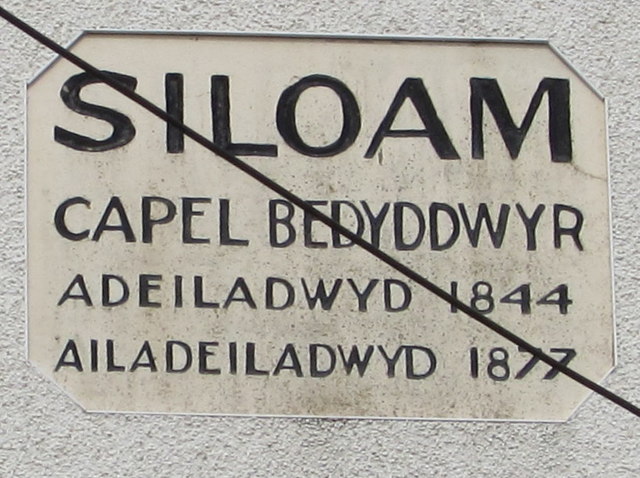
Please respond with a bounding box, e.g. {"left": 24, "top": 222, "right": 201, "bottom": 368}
{"left": 1, "top": 5, "right": 638, "bottom": 419}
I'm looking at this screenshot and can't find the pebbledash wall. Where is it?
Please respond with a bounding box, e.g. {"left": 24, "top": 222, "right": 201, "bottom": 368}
{"left": 0, "top": 1, "right": 638, "bottom": 477}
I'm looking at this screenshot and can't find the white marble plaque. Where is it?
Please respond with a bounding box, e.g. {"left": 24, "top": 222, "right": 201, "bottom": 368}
{"left": 27, "top": 33, "right": 613, "bottom": 420}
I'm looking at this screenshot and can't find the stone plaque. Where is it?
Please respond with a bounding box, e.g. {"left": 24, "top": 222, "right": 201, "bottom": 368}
{"left": 27, "top": 33, "right": 613, "bottom": 420}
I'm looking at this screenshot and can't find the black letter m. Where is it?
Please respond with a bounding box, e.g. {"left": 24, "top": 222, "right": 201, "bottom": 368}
{"left": 470, "top": 77, "right": 571, "bottom": 162}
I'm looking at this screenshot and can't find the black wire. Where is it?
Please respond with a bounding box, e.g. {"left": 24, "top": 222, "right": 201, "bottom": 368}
{"left": 2, "top": 5, "right": 638, "bottom": 419}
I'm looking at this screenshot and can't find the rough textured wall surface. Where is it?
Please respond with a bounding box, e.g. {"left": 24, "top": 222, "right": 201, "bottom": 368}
{"left": 0, "top": 1, "right": 638, "bottom": 476}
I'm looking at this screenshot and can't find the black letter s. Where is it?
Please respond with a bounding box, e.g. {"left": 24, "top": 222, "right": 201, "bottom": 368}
{"left": 54, "top": 71, "right": 137, "bottom": 152}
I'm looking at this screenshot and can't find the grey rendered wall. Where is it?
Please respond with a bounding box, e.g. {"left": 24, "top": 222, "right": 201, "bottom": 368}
{"left": 0, "top": 0, "right": 638, "bottom": 476}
